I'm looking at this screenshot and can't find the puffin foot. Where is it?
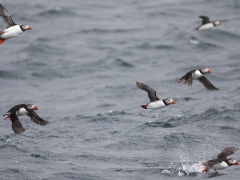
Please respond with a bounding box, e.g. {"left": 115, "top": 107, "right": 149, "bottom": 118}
{"left": 178, "top": 78, "right": 184, "bottom": 83}
{"left": 0, "top": 31, "right": 3, "bottom": 34}
{"left": 4, "top": 115, "right": 10, "bottom": 120}
{"left": 202, "top": 167, "right": 209, "bottom": 173}
{"left": 0, "top": 39, "right": 6, "bottom": 44}
{"left": 214, "top": 169, "right": 220, "bottom": 174}
{"left": 141, "top": 105, "right": 148, "bottom": 109}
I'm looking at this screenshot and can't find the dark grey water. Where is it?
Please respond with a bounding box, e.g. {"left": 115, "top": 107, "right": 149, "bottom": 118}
{"left": 1, "top": 0, "right": 240, "bottom": 179}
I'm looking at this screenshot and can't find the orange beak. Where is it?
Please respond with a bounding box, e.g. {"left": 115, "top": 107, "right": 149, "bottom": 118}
{"left": 172, "top": 100, "right": 176, "bottom": 104}
{"left": 235, "top": 161, "right": 239, "bottom": 165}
{"left": 28, "top": 26, "right": 32, "bottom": 30}
{"left": 34, "top": 106, "right": 39, "bottom": 110}
{"left": 208, "top": 69, "right": 212, "bottom": 74}
{"left": 219, "top": 22, "right": 222, "bottom": 26}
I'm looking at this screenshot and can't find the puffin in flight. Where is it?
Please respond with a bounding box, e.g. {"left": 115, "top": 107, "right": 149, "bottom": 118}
{"left": 136, "top": 82, "right": 176, "bottom": 110}
{"left": 0, "top": 4, "right": 32, "bottom": 44}
{"left": 195, "top": 16, "right": 221, "bottom": 30}
{"left": 3, "top": 104, "right": 49, "bottom": 134}
{"left": 178, "top": 68, "right": 219, "bottom": 90}
{"left": 202, "top": 147, "right": 239, "bottom": 174}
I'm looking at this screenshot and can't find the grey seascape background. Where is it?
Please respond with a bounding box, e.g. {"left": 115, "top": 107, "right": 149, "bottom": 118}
{"left": 0, "top": 0, "right": 240, "bottom": 179}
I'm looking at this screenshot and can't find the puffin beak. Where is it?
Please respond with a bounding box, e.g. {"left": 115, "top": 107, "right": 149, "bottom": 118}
{"left": 235, "top": 161, "right": 239, "bottom": 165}
{"left": 28, "top": 26, "right": 32, "bottom": 30}
{"left": 34, "top": 106, "right": 39, "bottom": 110}
{"left": 219, "top": 22, "right": 222, "bottom": 26}
{"left": 208, "top": 69, "right": 212, "bottom": 74}
{"left": 172, "top": 100, "right": 176, "bottom": 104}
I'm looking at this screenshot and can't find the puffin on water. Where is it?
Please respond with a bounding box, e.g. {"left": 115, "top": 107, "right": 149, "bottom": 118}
{"left": 178, "top": 68, "right": 219, "bottom": 90}
{"left": 0, "top": 4, "right": 32, "bottom": 44}
{"left": 195, "top": 16, "right": 221, "bottom": 30}
{"left": 202, "top": 147, "right": 239, "bottom": 174}
{"left": 136, "top": 82, "right": 176, "bottom": 110}
{"left": 3, "top": 104, "right": 49, "bottom": 134}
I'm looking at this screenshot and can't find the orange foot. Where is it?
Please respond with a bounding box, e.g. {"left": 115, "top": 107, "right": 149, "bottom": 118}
{"left": 178, "top": 78, "right": 184, "bottom": 83}
{"left": 0, "top": 31, "right": 3, "bottom": 34}
{"left": 214, "top": 169, "right": 220, "bottom": 174}
{"left": 4, "top": 115, "right": 10, "bottom": 120}
{"left": 0, "top": 39, "right": 6, "bottom": 44}
{"left": 202, "top": 167, "right": 209, "bottom": 173}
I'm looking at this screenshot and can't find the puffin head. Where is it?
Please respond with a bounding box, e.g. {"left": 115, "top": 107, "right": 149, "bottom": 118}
{"left": 201, "top": 68, "right": 212, "bottom": 74}
{"left": 228, "top": 158, "right": 240, "bottom": 166}
{"left": 213, "top": 21, "right": 221, "bottom": 26}
{"left": 27, "top": 104, "right": 38, "bottom": 111}
{"left": 165, "top": 98, "right": 176, "bottom": 105}
{"left": 20, "top": 25, "right": 32, "bottom": 31}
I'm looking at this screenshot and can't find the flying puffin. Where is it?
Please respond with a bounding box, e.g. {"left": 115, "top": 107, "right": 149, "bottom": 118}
{"left": 3, "top": 104, "right": 49, "bottom": 134}
{"left": 202, "top": 147, "right": 239, "bottom": 174}
{"left": 195, "top": 16, "right": 221, "bottom": 30}
{"left": 178, "top": 68, "right": 219, "bottom": 90}
{"left": 136, "top": 82, "right": 176, "bottom": 110}
{"left": 0, "top": 4, "right": 32, "bottom": 44}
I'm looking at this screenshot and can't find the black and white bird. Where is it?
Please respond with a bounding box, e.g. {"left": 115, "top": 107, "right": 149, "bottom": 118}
{"left": 178, "top": 68, "right": 219, "bottom": 90}
{"left": 202, "top": 147, "right": 239, "bottom": 174}
{"left": 195, "top": 16, "right": 221, "bottom": 30}
{"left": 0, "top": 4, "right": 32, "bottom": 44}
{"left": 3, "top": 104, "right": 49, "bottom": 134}
{"left": 136, "top": 82, "right": 176, "bottom": 110}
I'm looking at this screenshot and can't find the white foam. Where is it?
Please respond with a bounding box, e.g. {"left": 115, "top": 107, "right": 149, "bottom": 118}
{"left": 189, "top": 39, "right": 199, "bottom": 45}
{"left": 161, "top": 169, "right": 171, "bottom": 174}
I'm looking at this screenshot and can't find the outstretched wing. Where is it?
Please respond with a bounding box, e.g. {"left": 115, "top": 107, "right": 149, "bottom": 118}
{"left": 27, "top": 111, "right": 49, "bottom": 126}
{"left": 198, "top": 76, "right": 219, "bottom": 90}
{"left": 136, "top": 82, "right": 159, "bottom": 102}
{"left": 0, "top": 4, "right": 16, "bottom": 28}
{"left": 217, "top": 147, "right": 237, "bottom": 159}
{"left": 199, "top": 16, "right": 210, "bottom": 25}
{"left": 10, "top": 111, "right": 25, "bottom": 134}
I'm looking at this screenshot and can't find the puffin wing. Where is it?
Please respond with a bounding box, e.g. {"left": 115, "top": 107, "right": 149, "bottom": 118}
{"left": 198, "top": 76, "right": 219, "bottom": 90}
{"left": 203, "top": 159, "right": 222, "bottom": 167}
{"left": 199, "top": 16, "right": 210, "bottom": 25}
{"left": 10, "top": 111, "right": 25, "bottom": 134}
{"left": 27, "top": 111, "right": 49, "bottom": 126}
{"left": 136, "top": 82, "right": 159, "bottom": 102}
{"left": 217, "top": 147, "right": 237, "bottom": 159}
{"left": 0, "top": 4, "right": 16, "bottom": 28}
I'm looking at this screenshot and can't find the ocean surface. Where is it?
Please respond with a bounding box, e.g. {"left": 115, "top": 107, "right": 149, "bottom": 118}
{"left": 1, "top": 0, "right": 240, "bottom": 179}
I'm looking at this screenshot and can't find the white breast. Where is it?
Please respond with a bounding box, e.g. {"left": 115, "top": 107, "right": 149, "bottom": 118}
{"left": 1, "top": 25, "right": 23, "bottom": 39}
{"left": 17, "top": 107, "right": 28, "bottom": 116}
{"left": 212, "top": 161, "right": 229, "bottom": 170}
{"left": 192, "top": 70, "right": 203, "bottom": 80}
{"left": 198, "top": 23, "right": 214, "bottom": 30}
{"left": 147, "top": 100, "right": 166, "bottom": 109}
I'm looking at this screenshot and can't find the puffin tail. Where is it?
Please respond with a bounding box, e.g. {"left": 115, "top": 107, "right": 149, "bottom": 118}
{"left": 141, "top": 105, "right": 148, "bottom": 109}
{"left": 0, "top": 39, "right": 6, "bottom": 44}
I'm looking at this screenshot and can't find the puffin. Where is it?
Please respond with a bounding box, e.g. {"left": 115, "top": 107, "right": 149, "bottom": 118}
{"left": 202, "top": 147, "right": 239, "bottom": 174}
{"left": 136, "top": 82, "right": 176, "bottom": 110}
{"left": 195, "top": 16, "right": 221, "bottom": 30}
{"left": 3, "top": 104, "right": 49, "bottom": 134}
{"left": 178, "top": 68, "right": 219, "bottom": 90}
{"left": 0, "top": 4, "right": 32, "bottom": 44}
